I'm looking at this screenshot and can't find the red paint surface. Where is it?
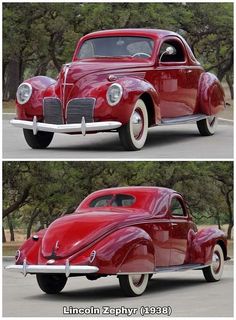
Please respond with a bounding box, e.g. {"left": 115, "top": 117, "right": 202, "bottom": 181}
{"left": 16, "top": 187, "right": 227, "bottom": 274}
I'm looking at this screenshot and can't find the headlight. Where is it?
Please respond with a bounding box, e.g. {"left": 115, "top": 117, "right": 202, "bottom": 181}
{"left": 106, "top": 83, "right": 123, "bottom": 106}
{"left": 16, "top": 83, "right": 32, "bottom": 104}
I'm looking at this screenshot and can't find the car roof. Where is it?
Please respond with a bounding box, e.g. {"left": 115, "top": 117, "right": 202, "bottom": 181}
{"left": 83, "top": 28, "right": 179, "bottom": 40}
{"left": 90, "top": 186, "right": 176, "bottom": 196}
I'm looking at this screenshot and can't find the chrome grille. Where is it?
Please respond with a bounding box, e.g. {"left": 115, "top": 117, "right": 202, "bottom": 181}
{"left": 66, "top": 98, "right": 95, "bottom": 124}
{"left": 43, "top": 98, "right": 63, "bottom": 124}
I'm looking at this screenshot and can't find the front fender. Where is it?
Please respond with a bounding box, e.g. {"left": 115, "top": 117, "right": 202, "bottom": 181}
{"left": 196, "top": 72, "right": 225, "bottom": 115}
{"left": 16, "top": 76, "right": 56, "bottom": 120}
{"left": 74, "top": 75, "right": 160, "bottom": 124}
{"left": 187, "top": 227, "right": 227, "bottom": 265}
{"left": 89, "top": 226, "right": 155, "bottom": 274}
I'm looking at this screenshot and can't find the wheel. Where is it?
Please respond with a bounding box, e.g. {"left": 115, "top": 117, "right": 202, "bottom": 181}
{"left": 119, "top": 274, "right": 149, "bottom": 296}
{"left": 119, "top": 99, "right": 148, "bottom": 151}
{"left": 197, "top": 116, "right": 218, "bottom": 136}
{"left": 202, "top": 244, "right": 224, "bottom": 282}
{"left": 149, "top": 273, "right": 153, "bottom": 280}
{"left": 23, "top": 129, "right": 54, "bottom": 149}
{"left": 36, "top": 274, "right": 67, "bottom": 294}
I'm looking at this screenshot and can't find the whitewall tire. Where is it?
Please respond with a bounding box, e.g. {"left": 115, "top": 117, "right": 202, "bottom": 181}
{"left": 119, "top": 274, "right": 149, "bottom": 296}
{"left": 197, "top": 116, "right": 218, "bottom": 136}
{"left": 119, "top": 99, "right": 148, "bottom": 151}
{"left": 203, "top": 244, "right": 224, "bottom": 282}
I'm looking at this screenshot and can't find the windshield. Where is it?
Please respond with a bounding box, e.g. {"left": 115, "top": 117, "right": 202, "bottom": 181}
{"left": 78, "top": 36, "right": 154, "bottom": 59}
{"left": 89, "top": 194, "right": 136, "bottom": 208}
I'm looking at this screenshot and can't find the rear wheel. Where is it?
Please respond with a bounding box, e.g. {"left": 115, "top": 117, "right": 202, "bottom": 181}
{"left": 23, "top": 129, "right": 54, "bottom": 149}
{"left": 36, "top": 274, "right": 67, "bottom": 294}
{"left": 197, "top": 116, "right": 218, "bottom": 136}
{"left": 203, "top": 244, "right": 224, "bottom": 282}
{"left": 119, "top": 99, "right": 148, "bottom": 151}
{"left": 119, "top": 274, "right": 149, "bottom": 296}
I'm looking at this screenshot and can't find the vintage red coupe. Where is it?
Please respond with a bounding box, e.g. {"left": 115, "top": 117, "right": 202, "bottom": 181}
{"left": 6, "top": 187, "right": 228, "bottom": 296}
{"left": 11, "top": 29, "right": 225, "bottom": 151}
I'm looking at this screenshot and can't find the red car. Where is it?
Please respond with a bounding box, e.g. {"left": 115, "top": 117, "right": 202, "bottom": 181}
{"left": 11, "top": 29, "right": 225, "bottom": 151}
{"left": 6, "top": 187, "right": 228, "bottom": 296}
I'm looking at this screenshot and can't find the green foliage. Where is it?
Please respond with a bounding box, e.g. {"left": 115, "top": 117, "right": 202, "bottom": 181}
{"left": 3, "top": 161, "right": 233, "bottom": 238}
{"left": 3, "top": 2, "right": 233, "bottom": 96}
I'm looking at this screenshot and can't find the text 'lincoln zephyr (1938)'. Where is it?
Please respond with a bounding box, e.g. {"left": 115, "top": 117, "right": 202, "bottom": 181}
{"left": 6, "top": 187, "right": 229, "bottom": 296}
{"left": 11, "top": 29, "right": 225, "bottom": 151}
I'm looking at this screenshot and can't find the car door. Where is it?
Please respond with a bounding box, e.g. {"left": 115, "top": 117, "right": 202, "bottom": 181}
{"left": 169, "top": 195, "right": 191, "bottom": 266}
{"left": 154, "top": 37, "right": 197, "bottom": 118}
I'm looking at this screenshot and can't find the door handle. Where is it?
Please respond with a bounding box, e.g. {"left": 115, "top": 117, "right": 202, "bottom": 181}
{"left": 172, "top": 223, "right": 178, "bottom": 226}
{"left": 186, "top": 69, "right": 192, "bottom": 73}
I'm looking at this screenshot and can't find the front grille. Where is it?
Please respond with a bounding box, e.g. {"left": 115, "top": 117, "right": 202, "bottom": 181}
{"left": 66, "top": 98, "right": 95, "bottom": 124}
{"left": 43, "top": 98, "right": 63, "bottom": 124}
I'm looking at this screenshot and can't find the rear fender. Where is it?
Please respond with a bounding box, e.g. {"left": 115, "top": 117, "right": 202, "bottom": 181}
{"left": 196, "top": 72, "right": 225, "bottom": 115}
{"left": 15, "top": 229, "right": 47, "bottom": 265}
{"left": 90, "top": 226, "right": 155, "bottom": 274}
{"left": 187, "top": 227, "right": 227, "bottom": 265}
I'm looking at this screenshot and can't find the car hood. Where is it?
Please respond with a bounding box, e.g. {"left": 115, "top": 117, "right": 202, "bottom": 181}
{"left": 61, "top": 59, "right": 152, "bottom": 83}
{"left": 41, "top": 208, "right": 150, "bottom": 258}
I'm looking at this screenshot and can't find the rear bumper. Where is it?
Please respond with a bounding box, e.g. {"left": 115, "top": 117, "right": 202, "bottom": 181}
{"left": 5, "top": 259, "right": 99, "bottom": 277}
{"left": 10, "top": 116, "right": 122, "bottom": 136}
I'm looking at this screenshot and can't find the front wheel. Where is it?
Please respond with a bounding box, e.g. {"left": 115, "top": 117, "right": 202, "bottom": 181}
{"left": 36, "top": 274, "right": 67, "bottom": 294}
{"left": 197, "top": 116, "right": 218, "bottom": 136}
{"left": 202, "top": 244, "right": 224, "bottom": 282}
{"left": 119, "top": 99, "right": 148, "bottom": 151}
{"left": 119, "top": 274, "right": 149, "bottom": 296}
{"left": 23, "top": 129, "right": 54, "bottom": 149}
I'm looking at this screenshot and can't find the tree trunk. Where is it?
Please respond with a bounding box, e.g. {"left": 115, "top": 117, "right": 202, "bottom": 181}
{"left": 2, "top": 226, "right": 6, "bottom": 243}
{"left": 227, "top": 223, "right": 233, "bottom": 240}
{"left": 27, "top": 208, "right": 40, "bottom": 239}
{"left": 226, "top": 73, "right": 233, "bottom": 100}
{"left": 7, "top": 215, "right": 15, "bottom": 242}
{"left": 3, "top": 59, "right": 21, "bottom": 101}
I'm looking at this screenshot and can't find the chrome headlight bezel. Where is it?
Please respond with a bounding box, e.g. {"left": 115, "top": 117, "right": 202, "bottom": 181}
{"left": 106, "top": 83, "right": 123, "bottom": 106}
{"left": 16, "top": 83, "right": 32, "bottom": 105}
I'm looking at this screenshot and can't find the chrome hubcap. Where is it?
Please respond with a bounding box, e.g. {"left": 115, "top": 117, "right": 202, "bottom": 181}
{"left": 212, "top": 252, "right": 220, "bottom": 273}
{"left": 130, "top": 274, "right": 143, "bottom": 287}
{"left": 131, "top": 110, "right": 143, "bottom": 139}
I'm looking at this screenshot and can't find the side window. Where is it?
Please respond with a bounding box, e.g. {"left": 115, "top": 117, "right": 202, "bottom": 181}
{"left": 159, "top": 39, "right": 185, "bottom": 62}
{"left": 170, "top": 198, "right": 186, "bottom": 216}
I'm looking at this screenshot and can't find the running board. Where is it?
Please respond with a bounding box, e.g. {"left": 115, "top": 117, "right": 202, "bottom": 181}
{"left": 155, "top": 263, "right": 208, "bottom": 273}
{"left": 161, "top": 114, "right": 207, "bottom": 125}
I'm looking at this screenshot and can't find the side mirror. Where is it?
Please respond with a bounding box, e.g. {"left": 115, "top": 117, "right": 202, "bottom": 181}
{"left": 160, "top": 46, "right": 175, "bottom": 62}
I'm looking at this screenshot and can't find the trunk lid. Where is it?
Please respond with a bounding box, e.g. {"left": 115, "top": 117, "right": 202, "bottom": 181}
{"left": 41, "top": 208, "right": 149, "bottom": 258}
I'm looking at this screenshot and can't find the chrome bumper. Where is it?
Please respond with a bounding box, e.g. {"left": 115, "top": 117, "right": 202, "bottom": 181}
{"left": 10, "top": 116, "right": 122, "bottom": 136}
{"left": 5, "top": 259, "right": 99, "bottom": 277}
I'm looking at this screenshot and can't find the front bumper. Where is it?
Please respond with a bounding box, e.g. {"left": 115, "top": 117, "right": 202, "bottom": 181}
{"left": 10, "top": 116, "right": 122, "bottom": 136}
{"left": 5, "top": 259, "right": 99, "bottom": 277}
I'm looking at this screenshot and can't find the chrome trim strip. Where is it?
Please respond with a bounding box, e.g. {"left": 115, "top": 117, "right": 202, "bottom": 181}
{"left": 5, "top": 263, "right": 99, "bottom": 277}
{"left": 161, "top": 114, "right": 208, "bottom": 125}
{"left": 10, "top": 117, "right": 122, "bottom": 135}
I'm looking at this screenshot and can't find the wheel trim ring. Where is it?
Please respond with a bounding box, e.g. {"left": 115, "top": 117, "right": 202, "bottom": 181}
{"left": 212, "top": 251, "right": 221, "bottom": 274}
{"left": 207, "top": 116, "right": 216, "bottom": 127}
{"left": 131, "top": 107, "right": 144, "bottom": 140}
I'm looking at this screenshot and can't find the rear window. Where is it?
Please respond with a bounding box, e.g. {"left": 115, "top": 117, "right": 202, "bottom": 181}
{"left": 89, "top": 194, "right": 135, "bottom": 208}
